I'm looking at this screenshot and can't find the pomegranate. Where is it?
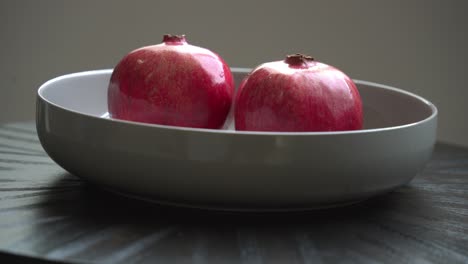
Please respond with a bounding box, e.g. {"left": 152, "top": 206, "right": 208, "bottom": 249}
{"left": 235, "top": 54, "right": 363, "bottom": 132}
{"left": 108, "top": 34, "right": 234, "bottom": 129}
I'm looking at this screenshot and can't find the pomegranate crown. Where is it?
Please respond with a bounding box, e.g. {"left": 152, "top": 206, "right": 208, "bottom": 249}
{"left": 285, "top": 53, "right": 314, "bottom": 67}
{"left": 163, "top": 34, "right": 187, "bottom": 43}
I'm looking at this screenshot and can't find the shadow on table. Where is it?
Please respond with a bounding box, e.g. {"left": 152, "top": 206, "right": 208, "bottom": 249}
{"left": 36, "top": 172, "right": 427, "bottom": 229}
{"left": 26, "top": 172, "right": 446, "bottom": 264}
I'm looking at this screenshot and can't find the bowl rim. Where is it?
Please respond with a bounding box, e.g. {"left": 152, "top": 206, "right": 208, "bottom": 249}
{"left": 37, "top": 68, "right": 438, "bottom": 137}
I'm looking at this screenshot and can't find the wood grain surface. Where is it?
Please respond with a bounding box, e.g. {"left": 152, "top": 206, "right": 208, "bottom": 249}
{"left": 0, "top": 122, "right": 467, "bottom": 264}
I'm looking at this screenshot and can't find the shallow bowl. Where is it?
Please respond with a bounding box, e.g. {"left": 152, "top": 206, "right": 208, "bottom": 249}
{"left": 36, "top": 68, "right": 437, "bottom": 210}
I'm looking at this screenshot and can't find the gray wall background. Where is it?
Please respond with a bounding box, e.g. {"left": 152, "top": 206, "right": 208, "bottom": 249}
{"left": 1, "top": 0, "right": 467, "bottom": 146}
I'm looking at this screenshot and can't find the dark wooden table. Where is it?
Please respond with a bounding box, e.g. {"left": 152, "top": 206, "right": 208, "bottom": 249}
{"left": 0, "top": 122, "right": 467, "bottom": 264}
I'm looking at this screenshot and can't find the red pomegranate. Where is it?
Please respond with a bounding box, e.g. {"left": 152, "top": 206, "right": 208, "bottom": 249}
{"left": 235, "top": 54, "right": 363, "bottom": 132}
{"left": 108, "top": 34, "right": 234, "bottom": 129}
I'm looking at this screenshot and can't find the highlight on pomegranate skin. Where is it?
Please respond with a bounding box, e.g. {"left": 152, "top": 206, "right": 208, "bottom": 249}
{"left": 108, "top": 34, "right": 234, "bottom": 129}
{"left": 234, "top": 54, "right": 363, "bottom": 132}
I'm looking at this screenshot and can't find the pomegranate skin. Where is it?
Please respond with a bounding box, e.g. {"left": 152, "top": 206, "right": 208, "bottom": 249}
{"left": 108, "top": 35, "right": 234, "bottom": 129}
{"left": 235, "top": 54, "right": 363, "bottom": 132}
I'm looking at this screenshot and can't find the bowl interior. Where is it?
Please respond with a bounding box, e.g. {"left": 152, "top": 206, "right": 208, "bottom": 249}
{"left": 38, "top": 68, "right": 435, "bottom": 130}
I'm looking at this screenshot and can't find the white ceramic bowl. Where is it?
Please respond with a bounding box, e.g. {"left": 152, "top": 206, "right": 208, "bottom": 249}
{"left": 36, "top": 68, "right": 437, "bottom": 210}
